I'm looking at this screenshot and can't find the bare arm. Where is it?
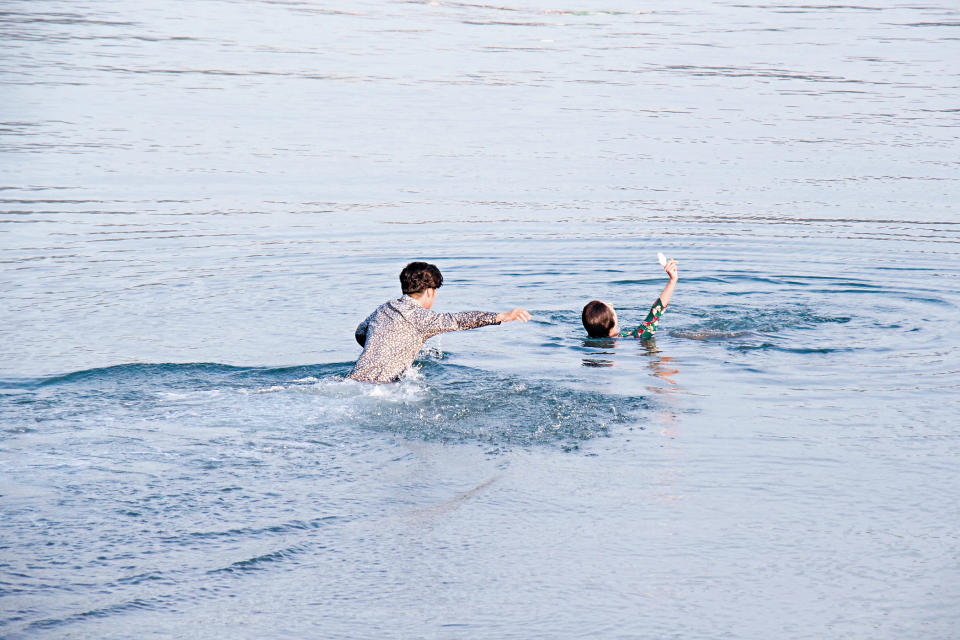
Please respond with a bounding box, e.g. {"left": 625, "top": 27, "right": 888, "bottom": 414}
{"left": 623, "top": 260, "right": 678, "bottom": 340}
{"left": 658, "top": 259, "right": 679, "bottom": 308}
{"left": 495, "top": 308, "right": 532, "bottom": 324}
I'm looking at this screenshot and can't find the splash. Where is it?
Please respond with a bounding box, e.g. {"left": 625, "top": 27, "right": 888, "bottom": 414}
{"left": 3, "top": 361, "right": 649, "bottom": 449}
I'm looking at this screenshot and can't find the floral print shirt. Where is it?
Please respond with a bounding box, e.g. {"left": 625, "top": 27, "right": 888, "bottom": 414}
{"left": 348, "top": 295, "right": 501, "bottom": 383}
{"left": 618, "top": 297, "right": 666, "bottom": 340}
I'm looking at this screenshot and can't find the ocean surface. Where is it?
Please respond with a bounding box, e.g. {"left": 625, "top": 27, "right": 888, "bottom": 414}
{"left": 2, "top": 0, "right": 959, "bottom": 638}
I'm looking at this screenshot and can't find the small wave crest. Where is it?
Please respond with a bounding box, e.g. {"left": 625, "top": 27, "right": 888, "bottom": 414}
{"left": 666, "top": 303, "right": 854, "bottom": 352}
{"left": 348, "top": 362, "right": 645, "bottom": 447}
{"left": 3, "top": 360, "right": 648, "bottom": 450}
{"left": 681, "top": 304, "right": 851, "bottom": 335}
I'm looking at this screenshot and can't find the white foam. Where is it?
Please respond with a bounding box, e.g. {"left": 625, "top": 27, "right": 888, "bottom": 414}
{"left": 363, "top": 367, "right": 426, "bottom": 402}
{"left": 156, "top": 389, "right": 223, "bottom": 401}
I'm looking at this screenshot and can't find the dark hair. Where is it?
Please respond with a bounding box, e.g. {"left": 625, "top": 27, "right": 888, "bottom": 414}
{"left": 399, "top": 261, "right": 443, "bottom": 295}
{"left": 582, "top": 300, "right": 616, "bottom": 337}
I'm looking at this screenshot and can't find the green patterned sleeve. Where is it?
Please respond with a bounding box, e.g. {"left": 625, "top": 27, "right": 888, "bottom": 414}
{"left": 619, "top": 297, "right": 666, "bottom": 340}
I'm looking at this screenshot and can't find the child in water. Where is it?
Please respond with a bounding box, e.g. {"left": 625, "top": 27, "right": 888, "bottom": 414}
{"left": 581, "top": 258, "right": 678, "bottom": 339}
{"left": 348, "top": 261, "right": 531, "bottom": 383}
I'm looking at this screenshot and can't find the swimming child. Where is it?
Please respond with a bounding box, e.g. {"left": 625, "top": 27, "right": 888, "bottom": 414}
{"left": 581, "top": 258, "right": 678, "bottom": 339}
{"left": 348, "top": 261, "right": 532, "bottom": 383}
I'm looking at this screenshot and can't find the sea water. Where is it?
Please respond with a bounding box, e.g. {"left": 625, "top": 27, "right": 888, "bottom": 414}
{"left": 1, "top": 1, "right": 958, "bottom": 638}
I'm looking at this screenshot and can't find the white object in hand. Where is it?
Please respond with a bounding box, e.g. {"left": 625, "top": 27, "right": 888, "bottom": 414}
{"left": 657, "top": 252, "right": 667, "bottom": 267}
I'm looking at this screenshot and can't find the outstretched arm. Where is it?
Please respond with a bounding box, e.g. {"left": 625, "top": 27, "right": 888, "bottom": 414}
{"left": 496, "top": 308, "right": 533, "bottom": 324}
{"left": 417, "top": 307, "right": 531, "bottom": 340}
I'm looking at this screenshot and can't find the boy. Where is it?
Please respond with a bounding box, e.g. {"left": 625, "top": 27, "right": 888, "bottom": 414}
{"left": 348, "top": 261, "right": 531, "bottom": 383}
{"left": 582, "top": 259, "right": 678, "bottom": 339}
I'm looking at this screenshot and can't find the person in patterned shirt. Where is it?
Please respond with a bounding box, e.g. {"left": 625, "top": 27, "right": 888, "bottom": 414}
{"left": 581, "top": 258, "right": 678, "bottom": 340}
{"left": 348, "top": 262, "right": 531, "bottom": 383}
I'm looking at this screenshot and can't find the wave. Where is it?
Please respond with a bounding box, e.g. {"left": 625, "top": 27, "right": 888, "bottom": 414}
{"left": 677, "top": 304, "right": 851, "bottom": 335}
{"left": 1, "top": 360, "right": 648, "bottom": 450}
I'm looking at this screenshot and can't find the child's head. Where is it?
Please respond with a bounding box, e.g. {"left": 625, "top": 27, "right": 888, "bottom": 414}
{"left": 400, "top": 261, "right": 443, "bottom": 296}
{"left": 582, "top": 300, "right": 618, "bottom": 338}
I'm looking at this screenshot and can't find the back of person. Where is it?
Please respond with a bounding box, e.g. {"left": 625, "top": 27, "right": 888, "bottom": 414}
{"left": 347, "top": 262, "right": 531, "bottom": 383}
{"left": 348, "top": 295, "right": 446, "bottom": 383}
{"left": 581, "top": 257, "right": 678, "bottom": 340}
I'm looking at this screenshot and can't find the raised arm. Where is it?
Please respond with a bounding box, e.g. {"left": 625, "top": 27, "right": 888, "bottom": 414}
{"left": 658, "top": 259, "right": 679, "bottom": 308}
{"left": 624, "top": 260, "right": 678, "bottom": 340}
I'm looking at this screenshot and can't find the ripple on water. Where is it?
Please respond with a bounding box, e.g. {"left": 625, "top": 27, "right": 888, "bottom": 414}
{"left": 2, "top": 360, "right": 650, "bottom": 451}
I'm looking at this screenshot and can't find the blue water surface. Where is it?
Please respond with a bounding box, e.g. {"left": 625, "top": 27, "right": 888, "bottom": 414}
{"left": 2, "top": 1, "right": 959, "bottom": 638}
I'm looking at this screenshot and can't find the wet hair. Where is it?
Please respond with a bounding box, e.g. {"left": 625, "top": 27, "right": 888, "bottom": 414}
{"left": 399, "top": 261, "right": 443, "bottom": 295}
{"left": 582, "top": 300, "right": 616, "bottom": 337}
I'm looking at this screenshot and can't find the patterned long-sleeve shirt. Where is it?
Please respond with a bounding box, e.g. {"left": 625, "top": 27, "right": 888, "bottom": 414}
{"left": 348, "top": 295, "right": 501, "bottom": 383}
{"left": 618, "top": 297, "right": 666, "bottom": 340}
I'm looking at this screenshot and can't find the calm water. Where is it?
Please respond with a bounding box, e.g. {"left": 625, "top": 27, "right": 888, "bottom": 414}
{"left": 2, "top": 0, "right": 959, "bottom": 637}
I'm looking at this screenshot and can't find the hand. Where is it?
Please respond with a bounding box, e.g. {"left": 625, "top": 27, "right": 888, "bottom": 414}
{"left": 497, "top": 308, "right": 532, "bottom": 323}
{"left": 664, "top": 258, "right": 679, "bottom": 282}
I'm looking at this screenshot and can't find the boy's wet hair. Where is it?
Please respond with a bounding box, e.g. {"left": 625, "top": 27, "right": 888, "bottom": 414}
{"left": 582, "top": 300, "right": 616, "bottom": 338}
{"left": 400, "top": 261, "right": 443, "bottom": 295}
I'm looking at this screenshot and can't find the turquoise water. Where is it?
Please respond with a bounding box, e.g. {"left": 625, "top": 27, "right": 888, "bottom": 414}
{"left": 2, "top": 1, "right": 959, "bottom": 638}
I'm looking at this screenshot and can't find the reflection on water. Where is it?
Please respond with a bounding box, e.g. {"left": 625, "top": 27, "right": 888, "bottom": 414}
{"left": 581, "top": 336, "right": 680, "bottom": 384}
{"left": 581, "top": 337, "right": 618, "bottom": 368}
{"left": 2, "top": 0, "right": 959, "bottom": 638}
{"left": 648, "top": 351, "right": 680, "bottom": 388}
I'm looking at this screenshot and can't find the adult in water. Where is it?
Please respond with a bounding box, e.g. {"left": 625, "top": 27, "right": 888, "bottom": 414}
{"left": 348, "top": 261, "right": 531, "bottom": 383}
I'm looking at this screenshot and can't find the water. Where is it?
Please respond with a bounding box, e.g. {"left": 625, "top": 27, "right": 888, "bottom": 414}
{"left": 2, "top": 0, "right": 959, "bottom": 637}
